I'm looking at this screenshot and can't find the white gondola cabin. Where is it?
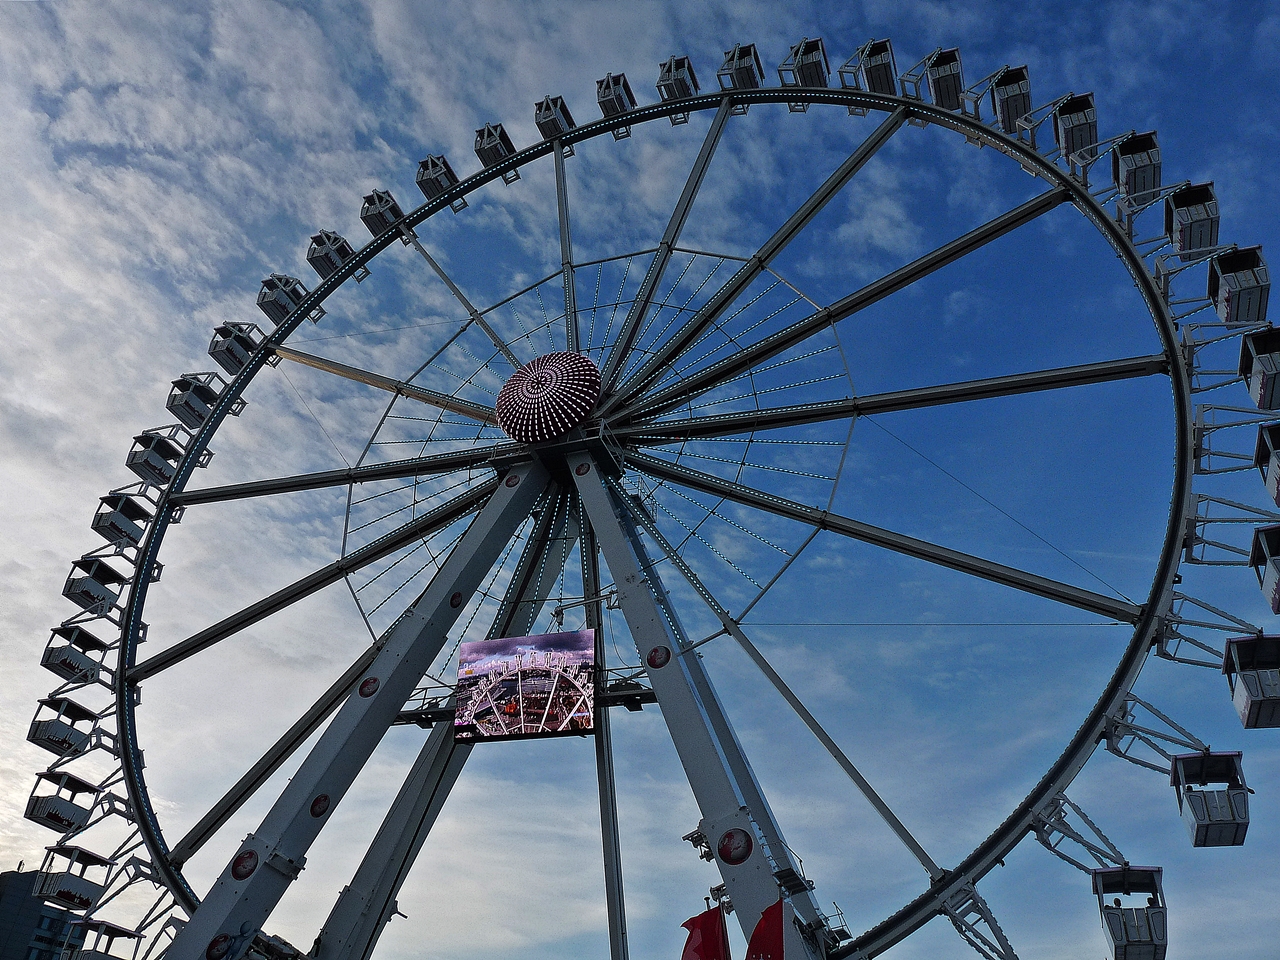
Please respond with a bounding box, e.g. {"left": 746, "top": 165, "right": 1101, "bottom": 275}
{"left": 1164, "top": 182, "right": 1219, "bottom": 261}
{"left": 35, "top": 846, "right": 113, "bottom": 912}
{"left": 42, "top": 624, "right": 109, "bottom": 684}
{"left": 166, "top": 372, "right": 226, "bottom": 429}
{"left": 597, "top": 72, "right": 637, "bottom": 139}
{"left": 656, "top": 58, "right": 698, "bottom": 125}
{"left": 90, "top": 493, "right": 152, "bottom": 548}
{"left": 1237, "top": 327, "right": 1280, "bottom": 410}
{"left": 125, "top": 426, "right": 185, "bottom": 487}
{"left": 1223, "top": 635, "right": 1280, "bottom": 728}
{"left": 1092, "top": 866, "right": 1167, "bottom": 960}
{"left": 1250, "top": 524, "right": 1280, "bottom": 614}
{"left": 717, "top": 43, "right": 763, "bottom": 115}
{"left": 988, "top": 65, "right": 1032, "bottom": 134}
{"left": 1054, "top": 92, "right": 1098, "bottom": 162}
{"left": 256, "top": 273, "right": 309, "bottom": 326}
{"left": 28, "top": 697, "right": 97, "bottom": 757}
{"left": 1210, "top": 246, "right": 1270, "bottom": 327}
{"left": 535, "top": 95, "right": 577, "bottom": 140}
{"left": 25, "top": 772, "right": 98, "bottom": 834}
{"left": 360, "top": 189, "right": 405, "bottom": 237}
{"left": 68, "top": 918, "right": 141, "bottom": 960}
{"left": 860, "top": 39, "right": 897, "bottom": 95}
{"left": 1113, "top": 131, "right": 1161, "bottom": 201}
{"left": 1170, "top": 751, "right": 1248, "bottom": 846}
{"left": 63, "top": 558, "right": 126, "bottom": 615}
{"left": 778, "top": 38, "right": 829, "bottom": 113}
{"left": 926, "top": 48, "right": 964, "bottom": 111}
{"left": 416, "top": 155, "right": 467, "bottom": 213}
{"left": 838, "top": 39, "right": 897, "bottom": 117}
{"left": 306, "top": 230, "right": 367, "bottom": 283}
{"left": 474, "top": 123, "right": 520, "bottom": 183}
{"left": 1253, "top": 422, "right": 1280, "bottom": 506}
{"left": 208, "top": 322, "right": 264, "bottom": 376}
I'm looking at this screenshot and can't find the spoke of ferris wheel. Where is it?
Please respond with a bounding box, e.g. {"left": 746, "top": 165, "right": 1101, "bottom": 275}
{"left": 613, "top": 354, "right": 1171, "bottom": 442}
{"left": 616, "top": 484, "right": 944, "bottom": 881}
{"left": 626, "top": 451, "right": 1141, "bottom": 623}
{"left": 613, "top": 186, "right": 1071, "bottom": 422}
{"left": 272, "top": 345, "right": 499, "bottom": 425}
{"left": 598, "top": 98, "right": 733, "bottom": 392}
{"left": 170, "top": 445, "right": 515, "bottom": 506}
{"left": 128, "top": 478, "right": 498, "bottom": 683}
{"left": 578, "top": 505, "right": 629, "bottom": 960}
{"left": 601, "top": 106, "right": 909, "bottom": 416}
{"left": 405, "top": 233, "right": 522, "bottom": 368}
{"left": 553, "top": 142, "right": 579, "bottom": 352}
{"left": 162, "top": 462, "right": 550, "bottom": 959}
{"left": 168, "top": 641, "right": 381, "bottom": 867}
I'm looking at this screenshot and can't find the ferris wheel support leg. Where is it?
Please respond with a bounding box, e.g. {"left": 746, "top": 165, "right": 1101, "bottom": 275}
{"left": 312, "top": 720, "right": 470, "bottom": 960}
{"left": 570, "top": 454, "right": 827, "bottom": 959}
{"left": 166, "top": 460, "right": 549, "bottom": 960}
{"left": 580, "top": 514, "right": 630, "bottom": 960}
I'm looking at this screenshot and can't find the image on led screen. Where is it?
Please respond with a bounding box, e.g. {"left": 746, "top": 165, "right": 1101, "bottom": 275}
{"left": 454, "top": 629, "right": 595, "bottom": 742}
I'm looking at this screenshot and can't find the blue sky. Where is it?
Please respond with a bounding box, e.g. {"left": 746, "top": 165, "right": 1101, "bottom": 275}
{"left": 1, "top": 2, "right": 1279, "bottom": 959}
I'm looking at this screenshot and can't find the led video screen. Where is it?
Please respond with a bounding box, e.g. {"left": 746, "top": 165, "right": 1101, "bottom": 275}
{"left": 454, "top": 629, "right": 595, "bottom": 742}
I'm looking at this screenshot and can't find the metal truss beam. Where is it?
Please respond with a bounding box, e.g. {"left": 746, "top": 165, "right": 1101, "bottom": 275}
{"left": 165, "top": 460, "right": 548, "bottom": 960}
{"left": 627, "top": 451, "right": 1141, "bottom": 623}
{"left": 171, "top": 446, "right": 516, "bottom": 506}
{"left": 313, "top": 720, "right": 468, "bottom": 960}
{"left": 129, "top": 478, "right": 498, "bottom": 683}
{"left": 602, "top": 107, "right": 909, "bottom": 414}
{"left": 600, "top": 99, "right": 733, "bottom": 393}
{"left": 571, "top": 454, "right": 824, "bottom": 959}
{"left": 273, "top": 345, "right": 498, "bottom": 424}
{"left": 616, "top": 187, "right": 1070, "bottom": 422}
{"left": 614, "top": 354, "right": 1170, "bottom": 442}
{"left": 490, "top": 486, "right": 572, "bottom": 638}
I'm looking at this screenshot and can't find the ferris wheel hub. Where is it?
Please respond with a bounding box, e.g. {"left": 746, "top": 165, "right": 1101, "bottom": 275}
{"left": 495, "top": 351, "right": 602, "bottom": 444}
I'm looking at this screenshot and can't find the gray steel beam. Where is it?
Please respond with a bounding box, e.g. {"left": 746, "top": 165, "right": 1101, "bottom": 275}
{"left": 129, "top": 478, "right": 498, "bottom": 682}
{"left": 490, "top": 486, "right": 570, "bottom": 639}
{"left": 553, "top": 143, "right": 580, "bottom": 353}
{"left": 579, "top": 503, "right": 629, "bottom": 960}
{"left": 618, "top": 487, "right": 944, "bottom": 881}
{"left": 273, "top": 346, "right": 499, "bottom": 424}
{"left": 601, "top": 107, "right": 909, "bottom": 415}
{"left": 314, "top": 721, "right": 468, "bottom": 960}
{"left": 165, "top": 459, "right": 548, "bottom": 960}
{"left": 613, "top": 354, "right": 1170, "bottom": 441}
{"left": 571, "top": 454, "right": 824, "bottom": 959}
{"left": 626, "top": 451, "right": 1141, "bottom": 623}
{"left": 616, "top": 187, "right": 1070, "bottom": 421}
{"left": 599, "top": 99, "right": 733, "bottom": 392}
{"left": 168, "top": 643, "right": 380, "bottom": 867}
{"left": 171, "top": 446, "right": 515, "bottom": 506}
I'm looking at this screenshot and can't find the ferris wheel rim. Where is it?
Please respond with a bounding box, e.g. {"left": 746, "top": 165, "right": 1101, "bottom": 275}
{"left": 100, "top": 82, "right": 1193, "bottom": 947}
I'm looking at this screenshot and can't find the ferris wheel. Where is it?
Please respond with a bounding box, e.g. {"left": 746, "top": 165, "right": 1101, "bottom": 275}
{"left": 23, "top": 33, "right": 1278, "bottom": 960}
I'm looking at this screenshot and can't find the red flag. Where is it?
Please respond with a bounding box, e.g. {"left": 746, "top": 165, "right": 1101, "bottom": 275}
{"left": 746, "top": 898, "right": 784, "bottom": 960}
{"left": 681, "top": 904, "right": 730, "bottom": 960}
